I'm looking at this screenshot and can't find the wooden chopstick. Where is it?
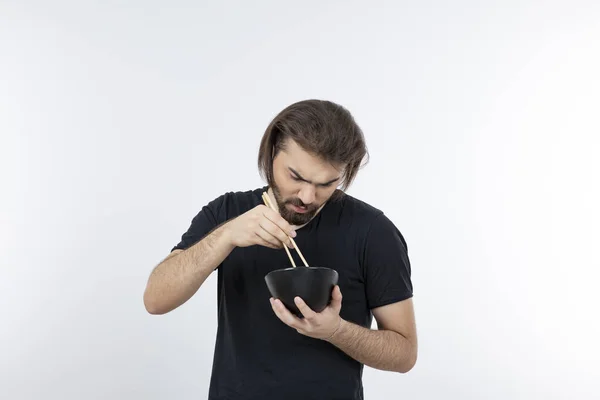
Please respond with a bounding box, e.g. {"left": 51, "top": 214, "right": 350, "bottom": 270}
{"left": 261, "top": 192, "right": 309, "bottom": 267}
{"left": 262, "top": 193, "right": 297, "bottom": 268}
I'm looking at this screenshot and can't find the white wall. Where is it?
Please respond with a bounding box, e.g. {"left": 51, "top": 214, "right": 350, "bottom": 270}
{"left": 1, "top": 1, "right": 599, "bottom": 399}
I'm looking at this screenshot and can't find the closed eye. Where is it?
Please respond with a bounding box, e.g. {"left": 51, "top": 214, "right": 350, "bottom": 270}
{"left": 290, "top": 168, "right": 339, "bottom": 187}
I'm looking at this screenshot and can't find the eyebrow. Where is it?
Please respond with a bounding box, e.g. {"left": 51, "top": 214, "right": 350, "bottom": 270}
{"left": 289, "top": 167, "right": 340, "bottom": 186}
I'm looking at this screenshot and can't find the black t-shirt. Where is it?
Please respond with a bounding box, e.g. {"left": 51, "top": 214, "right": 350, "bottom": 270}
{"left": 172, "top": 186, "right": 413, "bottom": 400}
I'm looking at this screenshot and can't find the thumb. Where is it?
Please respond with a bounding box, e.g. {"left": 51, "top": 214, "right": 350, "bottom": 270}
{"left": 330, "top": 285, "right": 342, "bottom": 312}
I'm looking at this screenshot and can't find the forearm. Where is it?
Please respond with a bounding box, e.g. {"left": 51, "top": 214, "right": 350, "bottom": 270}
{"left": 143, "top": 223, "right": 234, "bottom": 314}
{"left": 325, "top": 319, "right": 417, "bottom": 373}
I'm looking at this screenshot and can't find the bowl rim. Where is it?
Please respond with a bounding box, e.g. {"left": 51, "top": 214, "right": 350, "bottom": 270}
{"left": 265, "top": 265, "right": 338, "bottom": 276}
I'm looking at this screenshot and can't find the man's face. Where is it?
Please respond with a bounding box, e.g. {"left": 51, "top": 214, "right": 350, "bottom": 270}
{"left": 271, "top": 139, "right": 343, "bottom": 226}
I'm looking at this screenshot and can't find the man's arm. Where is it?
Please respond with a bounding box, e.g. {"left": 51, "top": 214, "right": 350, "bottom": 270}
{"left": 270, "top": 287, "right": 418, "bottom": 373}
{"left": 144, "top": 202, "right": 296, "bottom": 315}
{"left": 143, "top": 223, "right": 234, "bottom": 315}
{"left": 325, "top": 298, "right": 418, "bottom": 373}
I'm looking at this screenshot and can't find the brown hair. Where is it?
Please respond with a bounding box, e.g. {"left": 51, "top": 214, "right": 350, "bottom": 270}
{"left": 258, "top": 99, "right": 369, "bottom": 200}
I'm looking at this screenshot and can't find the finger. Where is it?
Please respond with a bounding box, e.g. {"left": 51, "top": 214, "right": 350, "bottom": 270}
{"left": 257, "top": 229, "right": 282, "bottom": 248}
{"left": 260, "top": 217, "right": 293, "bottom": 248}
{"left": 255, "top": 229, "right": 282, "bottom": 249}
{"left": 270, "top": 298, "right": 292, "bottom": 325}
{"left": 294, "top": 296, "right": 317, "bottom": 320}
{"left": 259, "top": 218, "right": 293, "bottom": 248}
{"left": 259, "top": 223, "right": 286, "bottom": 248}
{"left": 271, "top": 298, "right": 303, "bottom": 329}
{"left": 254, "top": 232, "right": 279, "bottom": 249}
{"left": 262, "top": 207, "right": 296, "bottom": 238}
{"left": 330, "top": 285, "right": 343, "bottom": 312}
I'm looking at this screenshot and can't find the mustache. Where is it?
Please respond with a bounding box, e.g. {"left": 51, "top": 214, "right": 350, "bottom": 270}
{"left": 286, "top": 198, "right": 313, "bottom": 209}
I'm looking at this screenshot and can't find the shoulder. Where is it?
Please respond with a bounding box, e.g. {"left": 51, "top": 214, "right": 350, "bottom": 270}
{"left": 170, "top": 186, "right": 265, "bottom": 253}
{"left": 328, "top": 191, "right": 384, "bottom": 225}
{"left": 203, "top": 186, "right": 265, "bottom": 222}
{"left": 330, "top": 191, "right": 407, "bottom": 250}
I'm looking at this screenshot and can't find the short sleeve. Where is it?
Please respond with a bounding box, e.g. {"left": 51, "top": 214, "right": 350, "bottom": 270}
{"left": 171, "top": 195, "right": 226, "bottom": 252}
{"left": 363, "top": 212, "right": 413, "bottom": 310}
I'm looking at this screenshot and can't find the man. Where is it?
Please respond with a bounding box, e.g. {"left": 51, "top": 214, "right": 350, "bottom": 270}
{"left": 143, "top": 99, "right": 417, "bottom": 399}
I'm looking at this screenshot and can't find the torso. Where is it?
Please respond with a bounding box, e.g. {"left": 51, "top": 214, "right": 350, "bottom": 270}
{"left": 207, "top": 186, "right": 384, "bottom": 400}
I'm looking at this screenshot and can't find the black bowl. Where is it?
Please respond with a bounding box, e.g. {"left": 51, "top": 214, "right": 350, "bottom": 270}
{"left": 264, "top": 265, "right": 339, "bottom": 318}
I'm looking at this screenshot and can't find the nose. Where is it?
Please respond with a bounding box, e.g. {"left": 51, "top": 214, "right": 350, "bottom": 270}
{"left": 298, "top": 186, "right": 316, "bottom": 205}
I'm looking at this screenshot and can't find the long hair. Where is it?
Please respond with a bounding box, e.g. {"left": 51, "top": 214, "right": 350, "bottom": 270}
{"left": 257, "top": 99, "right": 369, "bottom": 200}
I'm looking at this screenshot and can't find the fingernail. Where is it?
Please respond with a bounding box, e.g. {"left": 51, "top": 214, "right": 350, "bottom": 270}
{"left": 291, "top": 230, "right": 296, "bottom": 237}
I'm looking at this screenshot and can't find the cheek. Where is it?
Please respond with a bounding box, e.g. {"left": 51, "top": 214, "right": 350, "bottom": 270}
{"left": 273, "top": 170, "right": 290, "bottom": 187}
{"left": 275, "top": 174, "right": 298, "bottom": 195}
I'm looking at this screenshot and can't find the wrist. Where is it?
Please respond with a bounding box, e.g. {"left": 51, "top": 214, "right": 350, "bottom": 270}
{"left": 219, "top": 221, "right": 237, "bottom": 249}
{"left": 324, "top": 317, "right": 345, "bottom": 342}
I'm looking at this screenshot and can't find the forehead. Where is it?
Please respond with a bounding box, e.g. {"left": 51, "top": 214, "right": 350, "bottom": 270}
{"left": 276, "top": 139, "right": 343, "bottom": 179}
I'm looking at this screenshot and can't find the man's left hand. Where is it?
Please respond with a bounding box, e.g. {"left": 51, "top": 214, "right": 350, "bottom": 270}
{"left": 270, "top": 285, "right": 343, "bottom": 340}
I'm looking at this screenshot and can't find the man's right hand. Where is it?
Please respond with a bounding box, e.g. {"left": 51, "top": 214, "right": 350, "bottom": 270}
{"left": 224, "top": 205, "right": 296, "bottom": 249}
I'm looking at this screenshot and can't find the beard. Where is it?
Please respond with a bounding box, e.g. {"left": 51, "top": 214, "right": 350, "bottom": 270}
{"left": 271, "top": 183, "right": 320, "bottom": 226}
